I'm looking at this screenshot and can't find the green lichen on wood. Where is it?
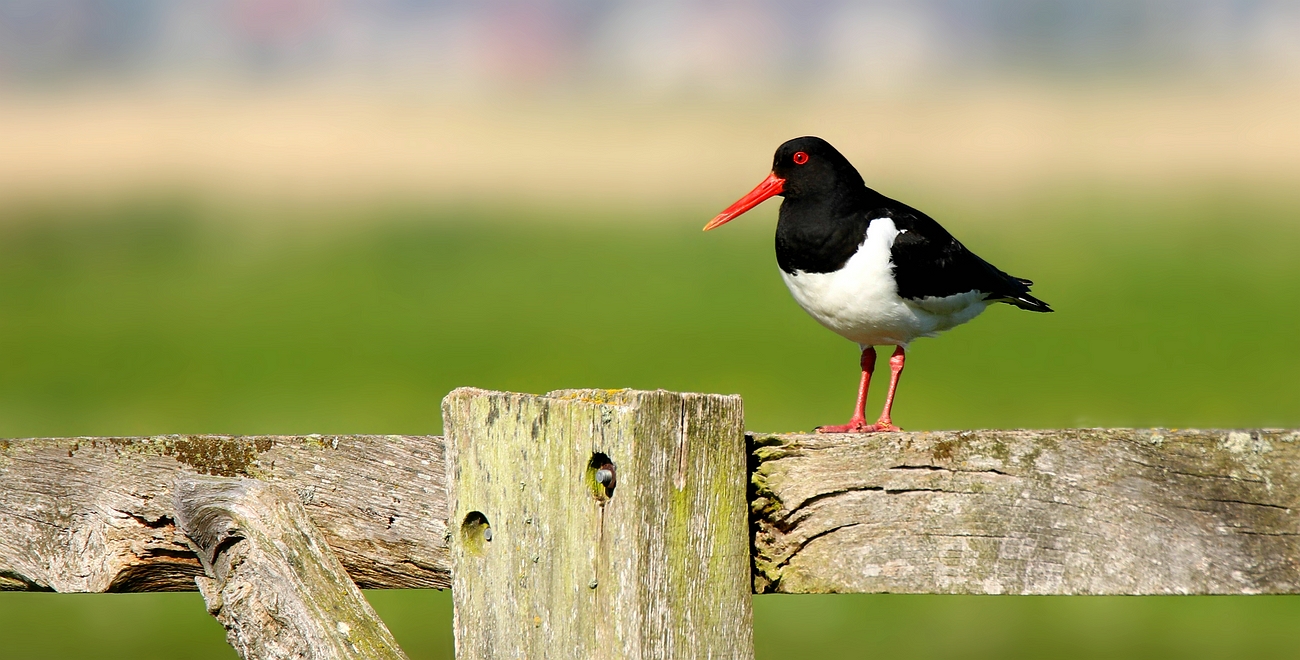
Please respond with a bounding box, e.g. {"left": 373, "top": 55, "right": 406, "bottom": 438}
{"left": 930, "top": 437, "right": 960, "bottom": 461}
{"left": 105, "top": 435, "right": 277, "bottom": 477}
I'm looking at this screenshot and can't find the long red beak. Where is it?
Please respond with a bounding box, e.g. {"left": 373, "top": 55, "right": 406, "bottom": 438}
{"left": 703, "top": 172, "right": 785, "bottom": 231}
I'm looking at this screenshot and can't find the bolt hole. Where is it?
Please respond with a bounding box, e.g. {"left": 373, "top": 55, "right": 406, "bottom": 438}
{"left": 461, "top": 511, "right": 491, "bottom": 556}
{"left": 587, "top": 452, "right": 616, "bottom": 501}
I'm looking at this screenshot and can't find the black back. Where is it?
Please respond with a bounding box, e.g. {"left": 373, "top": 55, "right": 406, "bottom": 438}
{"left": 771, "top": 137, "right": 1051, "bottom": 312}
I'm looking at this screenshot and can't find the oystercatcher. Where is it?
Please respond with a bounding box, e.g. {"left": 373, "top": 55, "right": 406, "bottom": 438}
{"left": 705, "top": 136, "right": 1051, "bottom": 433}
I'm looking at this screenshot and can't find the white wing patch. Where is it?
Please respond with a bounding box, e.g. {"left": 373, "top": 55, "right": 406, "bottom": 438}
{"left": 907, "top": 290, "right": 988, "bottom": 316}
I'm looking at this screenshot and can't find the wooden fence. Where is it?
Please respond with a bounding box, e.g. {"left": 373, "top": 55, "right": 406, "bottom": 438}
{"left": 3, "top": 387, "right": 1297, "bottom": 659}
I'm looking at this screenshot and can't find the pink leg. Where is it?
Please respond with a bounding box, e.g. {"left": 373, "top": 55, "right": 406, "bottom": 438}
{"left": 816, "top": 347, "right": 876, "bottom": 433}
{"left": 866, "top": 346, "right": 905, "bottom": 432}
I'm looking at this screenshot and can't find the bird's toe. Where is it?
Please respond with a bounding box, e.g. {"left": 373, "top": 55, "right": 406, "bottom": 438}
{"left": 816, "top": 420, "right": 878, "bottom": 434}
{"left": 864, "top": 422, "right": 903, "bottom": 433}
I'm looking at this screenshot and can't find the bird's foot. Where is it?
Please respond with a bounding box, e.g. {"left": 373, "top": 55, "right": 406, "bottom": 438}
{"left": 815, "top": 420, "right": 903, "bottom": 434}
{"left": 864, "top": 421, "right": 902, "bottom": 433}
{"left": 815, "top": 417, "right": 870, "bottom": 433}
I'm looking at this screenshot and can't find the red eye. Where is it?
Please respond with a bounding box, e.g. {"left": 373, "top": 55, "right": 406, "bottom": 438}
{"left": 792, "top": 151, "right": 809, "bottom": 165}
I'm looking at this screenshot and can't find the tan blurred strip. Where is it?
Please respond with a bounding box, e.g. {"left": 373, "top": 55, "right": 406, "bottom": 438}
{"left": 1, "top": 85, "right": 1298, "bottom": 207}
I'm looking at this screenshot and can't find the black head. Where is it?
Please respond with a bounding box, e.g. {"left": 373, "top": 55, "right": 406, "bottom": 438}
{"left": 770, "top": 136, "right": 864, "bottom": 199}
{"left": 704, "top": 136, "right": 865, "bottom": 231}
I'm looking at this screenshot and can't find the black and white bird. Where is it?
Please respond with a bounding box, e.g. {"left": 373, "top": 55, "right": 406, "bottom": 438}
{"left": 705, "top": 136, "right": 1051, "bottom": 433}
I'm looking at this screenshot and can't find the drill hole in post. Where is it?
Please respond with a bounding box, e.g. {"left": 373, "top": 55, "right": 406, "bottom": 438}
{"left": 587, "top": 453, "right": 616, "bottom": 502}
{"left": 461, "top": 511, "right": 492, "bottom": 556}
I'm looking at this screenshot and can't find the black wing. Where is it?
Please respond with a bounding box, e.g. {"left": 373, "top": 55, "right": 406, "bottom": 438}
{"left": 883, "top": 205, "right": 1052, "bottom": 313}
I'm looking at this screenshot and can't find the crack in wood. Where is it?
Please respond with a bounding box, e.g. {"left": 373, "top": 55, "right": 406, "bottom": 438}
{"left": 113, "top": 509, "right": 176, "bottom": 530}
{"left": 883, "top": 486, "right": 981, "bottom": 495}
{"left": 924, "top": 532, "right": 1010, "bottom": 540}
{"left": 888, "top": 464, "right": 1016, "bottom": 477}
{"left": 780, "top": 486, "right": 884, "bottom": 521}
{"left": 1119, "top": 456, "right": 1270, "bottom": 484}
{"left": 1194, "top": 497, "right": 1291, "bottom": 512}
{"left": 772, "top": 522, "right": 865, "bottom": 573}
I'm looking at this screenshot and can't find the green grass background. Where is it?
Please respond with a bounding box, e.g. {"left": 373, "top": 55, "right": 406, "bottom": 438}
{"left": 1, "top": 187, "right": 1298, "bottom": 658}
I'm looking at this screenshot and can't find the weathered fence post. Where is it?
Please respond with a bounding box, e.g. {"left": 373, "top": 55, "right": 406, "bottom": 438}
{"left": 175, "top": 474, "right": 409, "bottom": 660}
{"left": 443, "top": 388, "right": 754, "bottom": 659}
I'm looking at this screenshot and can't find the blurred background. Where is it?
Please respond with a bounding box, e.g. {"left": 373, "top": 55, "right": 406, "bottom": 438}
{"left": 1, "top": 1, "right": 1299, "bottom": 658}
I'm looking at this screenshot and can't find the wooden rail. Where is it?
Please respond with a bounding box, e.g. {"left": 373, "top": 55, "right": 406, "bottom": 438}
{"left": 0, "top": 434, "right": 449, "bottom": 592}
{"left": 750, "top": 428, "right": 1300, "bottom": 595}
{"left": 3, "top": 389, "right": 1298, "bottom": 659}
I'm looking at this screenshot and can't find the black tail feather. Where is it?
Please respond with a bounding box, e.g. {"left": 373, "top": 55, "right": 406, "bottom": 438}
{"left": 999, "top": 293, "right": 1053, "bottom": 312}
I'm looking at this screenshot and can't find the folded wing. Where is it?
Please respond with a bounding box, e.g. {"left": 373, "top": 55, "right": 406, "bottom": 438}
{"left": 885, "top": 206, "right": 1053, "bottom": 313}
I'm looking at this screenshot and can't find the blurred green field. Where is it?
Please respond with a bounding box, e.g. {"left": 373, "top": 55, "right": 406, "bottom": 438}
{"left": 1, "top": 188, "right": 1298, "bottom": 659}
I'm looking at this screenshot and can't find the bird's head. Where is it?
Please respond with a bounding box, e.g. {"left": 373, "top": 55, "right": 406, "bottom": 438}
{"left": 704, "top": 136, "right": 862, "bottom": 231}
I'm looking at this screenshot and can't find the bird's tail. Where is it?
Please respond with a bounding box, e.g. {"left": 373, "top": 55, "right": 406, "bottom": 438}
{"left": 983, "top": 265, "right": 1052, "bottom": 312}
{"left": 998, "top": 292, "right": 1053, "bottom": 313}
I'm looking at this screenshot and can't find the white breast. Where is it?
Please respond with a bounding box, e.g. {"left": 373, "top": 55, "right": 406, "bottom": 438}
{"left": 779, "top": 217, "right": 990, "bottom": 347}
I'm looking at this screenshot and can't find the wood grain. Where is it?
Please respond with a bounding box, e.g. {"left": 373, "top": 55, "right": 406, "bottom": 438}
{"left": 176, "top": 475, "right": 409, "bottom": 660}
{"left": 0, "top": 435, "right": 448, "bottom": 592}
{"left": 444, "top": 388, "right": 754, "bottom": 660}
{"left": 750, "top": 429, "right": 1300, "bottom": 595}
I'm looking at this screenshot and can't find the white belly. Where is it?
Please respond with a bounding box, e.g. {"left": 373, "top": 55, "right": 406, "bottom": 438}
{"left": 779, "top": 217, "right": 990, "bottom": 347}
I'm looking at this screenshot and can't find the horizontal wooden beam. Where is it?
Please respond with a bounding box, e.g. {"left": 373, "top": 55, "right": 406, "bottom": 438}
{"left": 750, "top": 429, "right": 1300, "bottom": 595}
{"left": 6, "top": 424, "right": 1300, "bottom": 596}
{"left": 0, "top": 435, "right": 449, "bottom": 592}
